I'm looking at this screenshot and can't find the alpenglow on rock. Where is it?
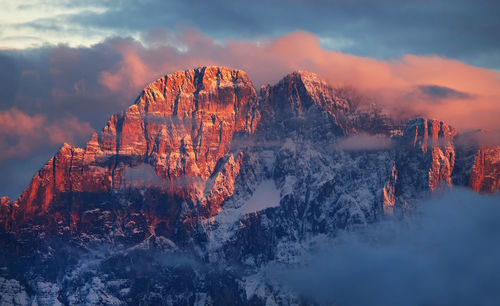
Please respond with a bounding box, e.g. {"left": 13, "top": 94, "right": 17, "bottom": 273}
{"left": 0, "top": 66, "right": 498, "bottom": 305}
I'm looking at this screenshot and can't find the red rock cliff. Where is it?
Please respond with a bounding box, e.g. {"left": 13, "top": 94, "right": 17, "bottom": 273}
{"left": 404, "top": 118, "right": 457, "bottom": 190}
{"left": 469, "top": 147, "right": 500, "bottom": 193}
{"left": 12, "top": 66, "right": 259, "bottom": 225}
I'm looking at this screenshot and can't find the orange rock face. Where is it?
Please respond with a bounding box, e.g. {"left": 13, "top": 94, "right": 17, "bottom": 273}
{"left": 383, "top": 162, "right": 397, "bottom": 215}
{"left": 469, "top": 147, "right": 500, "bottom": 193}
{"left": 0, "top": 196, "right": 11, "bottom": 228}
{"left": 8, "top": 66, "right": 260, "bottom": 230}
{"left": 407, "top": 118, "right": 457, "bottom": 190}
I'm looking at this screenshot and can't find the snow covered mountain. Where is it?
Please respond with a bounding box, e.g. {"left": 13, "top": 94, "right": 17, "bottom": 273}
{"left": 0, "top": 66, "right": 499, "bottom": 305}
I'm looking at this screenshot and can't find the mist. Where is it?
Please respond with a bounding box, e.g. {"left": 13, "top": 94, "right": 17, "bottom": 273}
{"left": 334, "top": 133, "right": 393, "bottom": 151}
{"left": 268, "top": 189, "right": 500, "bottom": 306}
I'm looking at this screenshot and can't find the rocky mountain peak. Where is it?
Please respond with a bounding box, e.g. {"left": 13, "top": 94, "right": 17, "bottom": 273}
{"left": 96, "top": 65, "right": 258, "bottom": 162}
{"left": 139, "top": 66, "right": 253, "bottom": 106}
{"left": 469, "top": 146, "right": 500, "bottom": 192}
{"left": 287, "top": 70, "right": 325, "bottom": 86}
{"left": 273, "top": 70, "right": 350, "bottom": 113}
{"left": 451, "top": 128, "right": 500, "bottom": 192}
{"left": 403, "top": 118, "right": 456, "bottom": 152}
{"left": 132, "top": 66, "right": 256, "bottom": 127}
{"left": 396, "top": 118, "right": 457, "bottom": 194}
{"left": 1, "top": 67, "right": 499, "bottom": 304}
{"left": 256, "top": 70, "right": 348, "bottom": 140}
{"left": 8, "top": 67, "right": 261, "bottom": 226}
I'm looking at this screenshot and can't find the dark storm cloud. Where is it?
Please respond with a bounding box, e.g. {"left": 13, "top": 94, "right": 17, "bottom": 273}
{"left": 268, "top": 189, "right": 500, "bottom": 306}
{"left": 61, "top": 0, "right": 500, "bottom": 69}
{"left": 418, "top": 85, "right": 472, "bottom": 101}
{"left": 0, "top": 42, "right": 133, "bottom": 198}
{"left": 0, "top": 54, "right": 20, "bottom": 106}
{"left": 0, "top": 41, "right": 140, "bottom": 126}
{"left": 0, "top": 153, "right": 55, "bottom": 202}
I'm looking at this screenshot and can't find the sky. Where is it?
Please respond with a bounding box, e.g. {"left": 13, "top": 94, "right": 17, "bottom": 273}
{"left": 0, "top": 0, "right": 499, "bottom": 198}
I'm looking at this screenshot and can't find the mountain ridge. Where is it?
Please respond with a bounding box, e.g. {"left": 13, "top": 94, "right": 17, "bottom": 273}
{"left": 1, "top": 66, "right": 498, "bottom": 230}
{"left": 0, "top": 65, "right": 499, "bottom": 305}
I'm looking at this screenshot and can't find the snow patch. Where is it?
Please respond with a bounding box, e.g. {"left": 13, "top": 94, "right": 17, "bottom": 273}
{"left": 205, "top": 180, "right": 281, "bottom": 255}
{"left": 242, "top": 180, "right": 281, "bottom": 214}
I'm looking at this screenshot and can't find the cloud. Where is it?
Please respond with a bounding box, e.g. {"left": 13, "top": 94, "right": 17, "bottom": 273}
{"left": 122, "top": 164, "right": 167, "bottom": 187}
{"left": 1, "top": 27, "right": 499, "bottom": 199}
{"left": 334, "top": 133, "right": 393, "bottom": 151}
{"left": 417, "top": 85, "right": 473, "bottom": 101}
{"left": 455, "top": 129, "right": 500, "bottom": 148}
{"left": 86, "top": 29, "right": 500, "bottom": 131}
{"left": 0, "top": 108, "right": 93, "bottom": 198}
{"left": 0, "top": 108, "right": 92, "bottom": 161}
{"left": 3, "top": 1, "right": 499, "bottom": 71}
{"left": 5, "top": 28, "right": 499, "bottom": 132}
{"left": 122, "top": 163, "right": 203, "bottom": 189}
{"left": 268, "top": 189, "right": 500, "bottom": 306}
{"left": 0, "top": 1, "right": 111, "bottom": 48}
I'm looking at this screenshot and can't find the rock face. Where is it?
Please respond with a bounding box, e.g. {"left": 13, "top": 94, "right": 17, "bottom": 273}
{"left": 8, "top": 66, "right": 259, "bottom": 236}
{"left": 392, "top": 118, "right": 458, "bottom": 211}
{"left": 258, "top": 71, "right": 347, "bottom": 140}
{"left": 453, "top": 130, "right": 500, "bottom": 193}
{"left": 382, "top": 162, "right": 397, "bottom": 215}
{"left": 0, "top": 66, "right": 498, "bottom": 305}
{"left": 469, "top": 147, "right": 500, "bottom": 192}
{"left": 0, "top": 197, "right": 11, "bottom": 228}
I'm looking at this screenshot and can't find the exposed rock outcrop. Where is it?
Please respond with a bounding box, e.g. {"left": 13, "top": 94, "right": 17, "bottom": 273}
{"left": 8, "top": 66, "right": 259, "bottom": 232}
{"left": 393, "top": 118, "right": 457, "bottom": 210}
{"left": 469, "top": 147, "right": 500, "bottom": 192}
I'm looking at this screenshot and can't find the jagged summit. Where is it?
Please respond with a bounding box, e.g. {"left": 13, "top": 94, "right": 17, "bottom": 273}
{"left": 283, "top": 70, "right": 324, "bottom": 83}
{"left": 275, "top": 70, "right": 329, "bottom": 93}
{"left": 141, "top": 66, "right": 252, "bottom": 95}
{"left": 259, "top": 69, "right": 348, "bottom": 123}
{"left": 289, "top": 70, "right": 329, "bottom": 87}
{"left": 7, "top": 66, "right": 261, "bottom": 223}
{"left": 135, "top": 66, "right": 255, "bottom": 114}
{"left": 404, "top": 117, "right": 456, "bottom": 138}
{"left": 136, "top": 66, "right": 348, "bottom": 119}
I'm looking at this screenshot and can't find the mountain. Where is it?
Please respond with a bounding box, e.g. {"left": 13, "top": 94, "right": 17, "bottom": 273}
{"left": 0, "top": 66, "right": 499, "bottom": 305}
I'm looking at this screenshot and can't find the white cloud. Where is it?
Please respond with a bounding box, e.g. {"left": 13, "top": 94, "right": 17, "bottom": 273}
{"left": 0, "top": 0, "right": 112, "bottom": 48}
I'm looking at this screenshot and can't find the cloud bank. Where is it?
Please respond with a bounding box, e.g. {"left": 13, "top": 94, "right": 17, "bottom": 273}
{"left": 2, "top": 1, "right": 499, "bottom": 71}
{"left": 79, "top": 29, "right": 500, "bottom": 132}
{"left": 269, "top": 189, "right": 500, "bottom": 306}
{"left": 0, "top": 28, "right": 499, "bottom": 198}
{"left": 334, "top": 133, "right": 393, "bottom": 151}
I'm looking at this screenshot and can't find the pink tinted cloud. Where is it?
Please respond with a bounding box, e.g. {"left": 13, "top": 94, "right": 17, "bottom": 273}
{"left": 97, "top": 29, "right": 500, "bottom": 131}
{"left": 0, "top": 108, "right": 92, "bottom": 161}
{"left": 100, "top": 40, "right": 151, "bottom": 92}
